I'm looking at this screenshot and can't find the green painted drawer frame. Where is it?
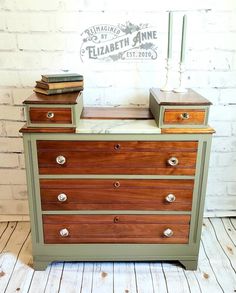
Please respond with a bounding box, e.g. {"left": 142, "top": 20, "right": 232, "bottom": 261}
{"left": 25, "top": 96, "right": 83, "bottom": 128}
{"left": 23, "top": 132, "right": 212, "bottom": 271}
{"left": 149, "top": 93, "right": 210, "bottom": 128}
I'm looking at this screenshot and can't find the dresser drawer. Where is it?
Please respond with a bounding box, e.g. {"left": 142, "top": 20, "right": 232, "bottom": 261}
{"left": 40, "top": 179, "right": 194, "bottom": 211}
{"left": 43, "top": 214, "right": 190, "bottom": 244}
{"left": 29, "top": 107, "right": 72, "bottom": 124}
{"left": 163, "top": 109, "right": 206, "bottom": 125}
{"left": 37, "top": 141, "right": 198, "bottom": 175}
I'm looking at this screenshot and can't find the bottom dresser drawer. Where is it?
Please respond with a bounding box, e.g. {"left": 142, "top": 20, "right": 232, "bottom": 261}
{"left": 43, "top": 214, "right": 190, "bottom": 244}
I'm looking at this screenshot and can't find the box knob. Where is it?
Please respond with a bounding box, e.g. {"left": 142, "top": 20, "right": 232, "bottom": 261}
{"left": 167, "top": 157, "right": 179, "bottom": 166}
{"left": 57, "top": 193, "right": 67, "bottom": 202}
{"left": 180, "top": 112, "right": 190, "bottom": 120}
{"left": 56, "top": 155, "right": 66, "bottom": 165}
{"left": 47, "top": 112, "right": 55, "bottom": 119}
{"left": 60, "top": 228, "right": 69, "bottom": 237}
{"left": 165, "top": 194, "right": 176, "bottom": 203}
{"left": 163, "top": 228, "right": 174, "bottom": 238}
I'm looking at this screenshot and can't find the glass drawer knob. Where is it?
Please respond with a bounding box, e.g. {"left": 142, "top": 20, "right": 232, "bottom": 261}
{"left": 57, "top": 193, "right": 67, "bottom": 202}
{"left": 60, "top": 228, "right": 69, "bottom": 237}
{"left": 56, "top": 155, "right": 66, "bottom": 165}
{"left": 167, "top": 157, "right": 179, "bottom": 166}
{"left": 163, "top": 228, "right": 174, "bottom": 238}
{"left": 47, "top": 112, "right": 54, "bottom": 119}
{"left": 114, "top": 144, "right": 121, "bottom": 150}
{"left": 165, "top": 194, "right": 176, "bottom": 203}
{"left": 180, "top": 112, "right": 190, "bottom": 120}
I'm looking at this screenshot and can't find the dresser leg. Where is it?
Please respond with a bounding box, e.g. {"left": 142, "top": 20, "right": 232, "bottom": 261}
{"left": 33, "top": 260, "right": 50, "bottom": 271}
{"left": 179, "top": 260, "right": 198, "bottom": 271}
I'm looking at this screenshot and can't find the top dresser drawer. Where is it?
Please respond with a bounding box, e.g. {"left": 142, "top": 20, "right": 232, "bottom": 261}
{"left": 37, "top": 140, "right": 198, "bottom": 175}
{"left": 29, "top": 107, "right": 72, "bottom": 124}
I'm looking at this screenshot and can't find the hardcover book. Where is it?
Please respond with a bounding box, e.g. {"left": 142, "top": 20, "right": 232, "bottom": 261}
{"left": 41, "top": 73, "right": 83, "bottom": 83}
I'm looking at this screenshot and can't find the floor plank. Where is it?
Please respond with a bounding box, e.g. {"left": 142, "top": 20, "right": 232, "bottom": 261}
{"left": 80, "top": 262, "right": 94, "bottom": 293}
{"left": 28, "top": 266, "right": 51, "bottom": 293}
{"left": 222, "top": 218, "right": 236, "bottom": 246}
{"left": 0, "top": 222, "right": 17, "bottom": 253}
{"left": 0, "top": 222, "right": 30, "bottom": 292}
{"left": 201, "top": 219, "right": 236, "bottom": 292}
{"left": 59, "top": 262, "right": 84, "bottom": 293}
{"left": 150, "top": 262, "right": 168, "bottom": 293}
{"left": 114, "top": 262, "right": 137, "bottom": 293}
{"left": 44, "top": 262, "right": 64, "bottom": 293}
{"left": 162, "top": 262, "right": 190, "bottom": 293}
{"left": 134, "top": 262, "right": 154, "bottom": 293}
{"left": 92, "top": 262, "right": 114, "bottom": 293}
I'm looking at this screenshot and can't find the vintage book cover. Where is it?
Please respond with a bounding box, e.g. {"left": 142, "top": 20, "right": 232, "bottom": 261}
{"left": 41, "top": 73, "right": 83, "bottom": 83}
{"left": 34, "top": 86, "right": 83, "bottom": 95}
{"left": 36, "top": 80, "right": 84, "bottom": 90}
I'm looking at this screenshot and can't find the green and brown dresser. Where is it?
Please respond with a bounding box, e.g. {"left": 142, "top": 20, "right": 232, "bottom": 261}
{"left": 20, "top": 88, "right": 214, "bottom": 270}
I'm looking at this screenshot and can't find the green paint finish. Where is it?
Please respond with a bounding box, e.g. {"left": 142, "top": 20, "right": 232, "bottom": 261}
{"left": 22, "top": 130, "right": 213, "bottom": 271}
{"left": 149, "top": 93, "right": 210, "bottom": 128}
{"left": 25, "top": 98, "right": 83, "bottom": 128}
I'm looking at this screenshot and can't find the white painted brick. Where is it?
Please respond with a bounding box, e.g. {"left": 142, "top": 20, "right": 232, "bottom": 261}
{"left": 185, "top": 71, "right": 209, "bottom": 88}
{"left": 209, "top": 152, "right": 218, "bottom": 167}
{"left": 0, "top": 105, "right": 24, "bottom": 121}
{"left": 11, "top": 185, "right": 28, "bottom": 200}
{"left": 0, "top": 138, "right": 24, "bottom": 152}
{"left": 4, "top": 121, "right": 24, "bottom": 137}
{"left": 209, "top": 105, "right": 236, "bottom": 122}
{"left": 0, "top": 185, "right": 12, "bottom": 199}
{"left": 0, "top": 14, "right": 6, "bottom": 31}
{"left": 227, "top": 183, "right": 236, "bottom": 195}
{"left": 232, "top": 123, "right": 236, "bottom": 136}
{"left": 18, "top": 154, "right": 25, "bottom": 169}
{"left": 209, "top": 166, "right": 236, "bottom": 181}
{"left": 0, "top": 52, "right": 43, "bottom": 70}
{"left": 3, "top": 0, "right": 60, "bottom": 11}
{"left": 212, "top": 121, "right": 231, "bottom": 137}
{"left": 0, "top": 89, "right": 12, "bottom": 104}
{"left": 18, "top": 71, "right": 48, "bottom": 87}
{"left": 0, "top": 121, "right": 6, "bottom": 136}
{"left": 6, "top": 13, "right": 52, "bottom": 32}
{"left": 206, "top": 179, "right": 227, "bottom": 196}
{"left": 210, "top": 32, "right": 236, "bottom": 51}
{"left": 205, "top": 196, "right": 236, "bottom": 212}
{"left": 0, "top": 33, "right": 17, "bottom": 50}
{"left": 12, "top": 88, "right": 33, "bottom": 105}
{"left": 194, "top": 88, "right": 220, "bottom": 105}
{"left": 211, "top": 137, "right": 236, "bottom": 152}
{"left": 209, "top": 50, "right": 235, "bottom": 71}
{"left": 17, "top": 34, "right": 67, "bottom": 51}
{"left": 0, "top": 169, "right": 26, "bottom": 184}
{"left": 206, "top": 12, "right": 232, "bottom": 33}
{"left": 218, "top": 152, "right": 236, "bottom": 167}
{"left": 0, "top": 71, "right": 21, "bottom": 87}
{"left": 209, "top": 72, "right": 236, "bottom": 88}
{"left": 0, "top": 199, "right": 29, "bottom": 215}
{"left": 219, "top": 89, "right": 236, "bottom": 104}
{"left": 0, "top": 153, "right": 19, "bottom": 168}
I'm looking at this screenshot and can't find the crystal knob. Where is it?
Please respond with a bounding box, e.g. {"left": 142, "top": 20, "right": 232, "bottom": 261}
{"left": 114, "top": 144, "right": 121, "bottom": 150}
{"left": 56, "top": 155, "right": 66, "bottom": 165}
{"left": 163, "top": 228, "right": 174, "bottom": 238}
{"left": 167, "top": 157, "right": 179, "bottom": 166}
{"left": 59, "top": 228, "right": 69, "bottom": 237}
{"left": 57, "top": 193, "right": 67, "bottom": 202}
{"left": 165, "top": 194, "right": 176, "bottom": 203}
{"left": 47, "top": 112, "right": 54, "bottom": 119}
{"left": 180, "top": 112, "right": 190, "bottom": 120}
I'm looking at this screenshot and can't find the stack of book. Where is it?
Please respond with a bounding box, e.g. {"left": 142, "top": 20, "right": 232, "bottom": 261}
{"left": 34, "top": 73, "right": 84, "bottom": 95}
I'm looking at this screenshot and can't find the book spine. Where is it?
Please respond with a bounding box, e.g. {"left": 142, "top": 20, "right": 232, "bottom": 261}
{"left": 46, "top": 87, "right": 83, "bottom": 94}
{"left": 42, "top": 76, "right": 83, "bottom": 83}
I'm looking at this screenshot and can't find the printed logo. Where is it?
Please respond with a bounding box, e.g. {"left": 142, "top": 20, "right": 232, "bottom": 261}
{"left": 80, "top": 22, "right": 158, "bottom": 62}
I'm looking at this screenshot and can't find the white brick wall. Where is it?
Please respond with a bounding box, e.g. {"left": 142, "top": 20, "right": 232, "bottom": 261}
{"left": 0, "top": 0, "right": 236, "bottom": 218}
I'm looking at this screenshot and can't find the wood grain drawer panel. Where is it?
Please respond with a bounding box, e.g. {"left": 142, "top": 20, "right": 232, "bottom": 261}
{"left": 43, "top": 214, "right": 190, "bottom": 244}
{"left": 37, "top": 141, "right": 198, "bottom": 175}
{"left": 29, "top": 107, "right": 72, "bottom": 124}
{"left": 163, "top": 109, "right": 205, "bottom": 125}
{"left": 40, "top": 179, "right": 194, "bottom": 211}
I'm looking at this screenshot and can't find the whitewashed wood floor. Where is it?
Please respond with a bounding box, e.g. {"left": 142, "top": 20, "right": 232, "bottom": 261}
{"left": 0, "top": 218, "right": 236, "bottom": 293}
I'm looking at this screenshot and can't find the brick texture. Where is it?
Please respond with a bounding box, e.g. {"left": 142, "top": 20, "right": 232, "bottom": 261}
{"left": 0, "top": 1, "right": 236, "bottom": 217}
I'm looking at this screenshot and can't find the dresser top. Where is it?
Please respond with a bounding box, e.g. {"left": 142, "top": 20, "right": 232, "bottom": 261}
{"left": 150, "top": 88, "right": 212, "bottom": 106}
{"left": 23, "top": 91, "right": 82, "bottom": 104}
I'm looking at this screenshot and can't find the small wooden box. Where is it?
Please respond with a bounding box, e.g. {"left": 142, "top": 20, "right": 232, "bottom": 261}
{"left": 24, "top": 91, "right": 83, "bottom": 128}
{"left": 149, "top": 88, "right": 212, "bottom": 128}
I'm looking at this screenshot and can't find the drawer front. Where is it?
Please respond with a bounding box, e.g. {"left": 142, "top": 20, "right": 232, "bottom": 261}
{"left": 29, "top": 107, "right": 72, "bottom": 124}
{"left": 37, "top": 141, "right": 198, "bottom": 175}
{"left": 40, "top": 179, "right": 194, "bottom": 211}
{"left": 43, "top": 214, "right": 190, "bottom": 244}
{"left": 163, "top": 109, "right": 206, "bottom": 125}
